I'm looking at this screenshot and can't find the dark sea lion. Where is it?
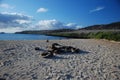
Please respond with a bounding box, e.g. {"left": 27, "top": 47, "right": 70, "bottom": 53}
{"left": 41, "top": 51, "right": 53, "bottom": 58}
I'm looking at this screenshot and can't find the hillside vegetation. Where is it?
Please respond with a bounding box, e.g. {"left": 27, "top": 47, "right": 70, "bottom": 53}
{"left": 15, "top": 21, "right": 120, "bottom": 41}
{"left": 16, "top": 29, "right": 74, "bottom": 34}
{"left": 80, "top": 22, "right": 120, "bottom": 30}
{"left": 48, "top": 31, "right": 120, "bottom": 41}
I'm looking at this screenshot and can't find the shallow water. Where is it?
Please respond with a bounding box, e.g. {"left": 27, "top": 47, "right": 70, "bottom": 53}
{"left": 0, "top": 33, "right": 67, "bottom": 40}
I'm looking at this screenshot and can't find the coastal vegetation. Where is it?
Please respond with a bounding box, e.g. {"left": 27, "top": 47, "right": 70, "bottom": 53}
{"left": 47, "top": 31, "right": 120, "bottom": 41}
{"left": 15, "top": 21, "right": 120, "bottom": 41}
{"left": 80, "top": 21, "right": 120, "bottom": 30}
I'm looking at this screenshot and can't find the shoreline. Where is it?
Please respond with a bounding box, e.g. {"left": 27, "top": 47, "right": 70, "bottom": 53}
{"left": 0, "top": 39, "right": 120, "bottom": 80}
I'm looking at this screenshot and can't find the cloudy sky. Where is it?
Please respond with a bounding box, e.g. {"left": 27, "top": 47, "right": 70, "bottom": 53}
{"left": 0, "top": 0, "right": 120, "bottom": 33}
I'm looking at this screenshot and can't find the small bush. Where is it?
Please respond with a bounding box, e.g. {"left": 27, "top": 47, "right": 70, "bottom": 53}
{"left": 48, "top": 31, "right": 120, "bottom": 41}
{"left": 91, "top": 32, "right": 120, "bottom": 41}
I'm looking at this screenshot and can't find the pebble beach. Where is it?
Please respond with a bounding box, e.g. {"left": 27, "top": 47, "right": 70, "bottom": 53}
{"left": 0, "top": 39, "right": 120, "bottom": 80}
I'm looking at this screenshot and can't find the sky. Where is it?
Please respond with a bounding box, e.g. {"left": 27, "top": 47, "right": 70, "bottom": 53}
{"left": 0, "top": 0, "right": 120, "bottom": 33}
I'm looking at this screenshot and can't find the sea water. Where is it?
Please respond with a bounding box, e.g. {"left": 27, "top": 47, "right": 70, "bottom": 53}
{"left": 0, "top": 33, "right": 67, "bottom": 40}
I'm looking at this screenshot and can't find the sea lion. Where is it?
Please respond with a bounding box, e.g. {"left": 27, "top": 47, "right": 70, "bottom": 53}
{"left": 46, "top": 39, "right": 49, "bottom": 43}
{"left": 52, "top": 43, "right": 61, "bottom": 50}
{"left": 41, "top": 51, "right": 53, "bottom": 58}
{"left": 74, "top": 48, "right": 80, "bottom": 53}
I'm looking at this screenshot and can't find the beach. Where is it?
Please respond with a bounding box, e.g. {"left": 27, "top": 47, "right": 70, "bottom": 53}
{"left": 0, "top": 39, "right": 120, "bottom": 80}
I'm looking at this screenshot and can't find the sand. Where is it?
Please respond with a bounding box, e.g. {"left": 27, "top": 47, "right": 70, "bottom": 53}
{"left": 0, "top": 39, "right": 120, "bottom": 80}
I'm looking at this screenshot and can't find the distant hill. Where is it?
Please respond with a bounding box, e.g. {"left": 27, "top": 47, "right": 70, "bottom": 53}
{"left": 0, "top": 32, "right": 5, "bottom": 34}
{"left": 80, "top": 22, "right": 120, "bottom": 30}
{"left": 15, "top": 29, "right": 75, "bottom": 34}
{"left": 16, "top": 21, "right": 120, "bottom": 34}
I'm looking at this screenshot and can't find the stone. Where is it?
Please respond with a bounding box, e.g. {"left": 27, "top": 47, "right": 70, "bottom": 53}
{"left": 35, "top": 47, "right": 40, "bottom": 50}
{"left": 3, "top": 60, "right": 12, "bottom": 66}
{"left": 0, "top": 78, "right": 6, "bottom": 80}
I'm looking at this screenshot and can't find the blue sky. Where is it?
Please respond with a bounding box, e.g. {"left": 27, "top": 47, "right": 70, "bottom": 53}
{"left": 0, "top": 0, "right": 120, "bottom": 33}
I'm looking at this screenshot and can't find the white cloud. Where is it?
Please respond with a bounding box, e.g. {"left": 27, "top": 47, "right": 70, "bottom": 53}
{"left": 0, "top": 12, "right": 32, "bottom": 33}
{"left": 0, "top": 3, "right": 14, "bottom": 9}
{"left": 35, "top": 19, "right": 63, "bottom": 30}
{"left": 0, "top": 27, "right": 23, "bottom": 33}
{"left": 90, "top": 6, "right": 105, "bottom": 13}
{"left": 0, "top": 12, "right": 81, "bottom": 33}
{"left": 15, "top": 20, "right": 31, "bottom": 24}
{"left": 66, "top": 23, "right": 81, "bottom": 29}
{"left": 37, "top": 8, "right": 48, "bottom": 13}
{"left": 34, "top": 19, "right": 81, "bottom": 30}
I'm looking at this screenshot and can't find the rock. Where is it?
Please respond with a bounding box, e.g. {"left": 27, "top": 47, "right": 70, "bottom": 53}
{"left": 31, "top": 74, "right": 38, "bottom": 79}
{"left": 114, "top": 65, "right": 120, "bottom": 70}
{"left": 0, "top": 78, "right": 6, "bottom": 80}
{"left": 45, "top": 76, "right": 51, "bottom": 79}
{"left": 3, "top": 60, "right": 12, "bottom": 66}
{"left": 117, "top": 65, "right": 120, "bottom": 69}
{"left": 65, "top": 74, "right": 73, "bottom": 79}
{"left": 0, "top": 62, "right": 3, "bottom": 67}
{"left": 56, "top": 76, "right": 60, "bottom": 80}
{"left": 3, "top": 73, "right": 9, "bottom": 78}
{"left": 35, "top": 47, "right": 40, "bottom": 50}
{"left": 98, "top": 45, "right": 100, "bottom": 47}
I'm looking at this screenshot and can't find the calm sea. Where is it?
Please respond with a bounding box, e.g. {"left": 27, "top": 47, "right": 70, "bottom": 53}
{"left": 0, "top": 33, "right": 67, "bottom": 40}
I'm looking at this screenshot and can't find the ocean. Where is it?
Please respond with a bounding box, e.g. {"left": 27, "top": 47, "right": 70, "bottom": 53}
{"left": 0, "top": 33, "right": 67, "bottom": 40}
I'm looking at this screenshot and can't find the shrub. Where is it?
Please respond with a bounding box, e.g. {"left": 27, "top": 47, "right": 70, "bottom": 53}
{"left": 48, "top": 31, "right": 120, "bottom": 41}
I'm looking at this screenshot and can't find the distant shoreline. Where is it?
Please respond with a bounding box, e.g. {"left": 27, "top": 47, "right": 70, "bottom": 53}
{"left": 15, "top": 29, "right": 120, "bottom": 41}
{"left": 0, "top": 33, "right": 68, "bottom": 40}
